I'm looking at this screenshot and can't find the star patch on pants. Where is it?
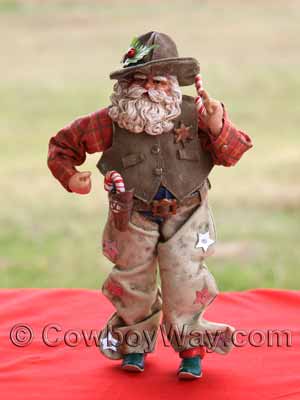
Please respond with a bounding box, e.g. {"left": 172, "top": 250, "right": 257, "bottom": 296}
{"left": 103, "top": 240, "right": 119, "bottom": 261}
{"left": 100, "top": 331, "right": 119, "bottom": 352}
{"left": 106, "top": 280, "right": 124, "bottom": 297}
{"left": 193, "top": 287, "right": 214, "bottom": 305}
{"left": 195, "top": 231, "right": 214, "bottom": 252}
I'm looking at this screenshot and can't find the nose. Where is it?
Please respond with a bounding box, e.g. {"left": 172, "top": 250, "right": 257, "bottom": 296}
{"left": 144, "top": 79, "right": 155, "bottom": 90}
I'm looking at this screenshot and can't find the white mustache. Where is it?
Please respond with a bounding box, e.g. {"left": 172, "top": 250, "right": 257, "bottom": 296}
{"left": 126, "top": 85, "right": 147, "bottom": 98}
{"left": 125, "top": 85, "right": 169, "bottom": 103}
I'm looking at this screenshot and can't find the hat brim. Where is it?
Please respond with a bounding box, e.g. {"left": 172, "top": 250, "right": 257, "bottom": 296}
{"left": 109, "top": 57, "right": 200, "bottom": 86}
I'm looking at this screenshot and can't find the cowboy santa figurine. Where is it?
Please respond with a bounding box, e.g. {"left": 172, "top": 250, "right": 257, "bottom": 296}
{"left": 48, "top": 31, "right": 253, "bottom": 379}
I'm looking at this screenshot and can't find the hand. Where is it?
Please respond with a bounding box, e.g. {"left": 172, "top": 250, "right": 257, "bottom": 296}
{"left": 199, "top": 89, "right": 224, "bottom": 136}
{"left": 68, "top": 171, "right": 92, "bottom": 194}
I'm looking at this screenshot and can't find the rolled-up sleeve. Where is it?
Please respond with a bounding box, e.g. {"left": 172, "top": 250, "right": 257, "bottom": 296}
{"left": 198, "top": 105, "right": 253, "bottom": 166}
{"left": 47, "top": 107, "right": 113, "bottom": 191}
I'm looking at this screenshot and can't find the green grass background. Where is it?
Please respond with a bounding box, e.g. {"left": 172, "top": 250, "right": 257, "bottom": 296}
{"left": 0, "top": 0, "right": 299, "bottom": 290}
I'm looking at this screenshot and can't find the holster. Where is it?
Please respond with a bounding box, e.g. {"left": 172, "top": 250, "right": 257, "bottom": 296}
{"left": 109, "top": 190, "right": 134, "bottom": 232}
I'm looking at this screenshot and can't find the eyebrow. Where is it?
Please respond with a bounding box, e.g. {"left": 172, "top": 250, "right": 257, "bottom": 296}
{"left": 153, "top": 76, "right": 168, "bottom": 82}
{"left": 133, "top": 73, "right": 147, "bottom": 80}
{"left": 133, "top": 73, "right": 168, "bottom": 82}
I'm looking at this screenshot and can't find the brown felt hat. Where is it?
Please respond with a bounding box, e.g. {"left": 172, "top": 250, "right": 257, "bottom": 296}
{"left": 110, "top": 31, "right": 200, "bottom": 86}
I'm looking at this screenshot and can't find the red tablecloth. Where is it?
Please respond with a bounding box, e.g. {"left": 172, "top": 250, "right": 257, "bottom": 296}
{"left": 0, "top": 288, "right": 299, "bottom": 400}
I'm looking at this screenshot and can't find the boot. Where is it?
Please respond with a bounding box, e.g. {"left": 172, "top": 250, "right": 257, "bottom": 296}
{"left": 177, "top": 355, "right": 202, "bottom": 380}
{"left": 121, "top": 353, "right": 145, "bottom": 372}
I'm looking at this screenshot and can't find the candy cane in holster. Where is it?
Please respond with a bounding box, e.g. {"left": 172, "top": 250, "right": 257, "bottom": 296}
{"left": 103, "top": 170, "right": 133, "bottom": 232}
{"left": 104, "top": 171, "right": 125, "bottom": 193}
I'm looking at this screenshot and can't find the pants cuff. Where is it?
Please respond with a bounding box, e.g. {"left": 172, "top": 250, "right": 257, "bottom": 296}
{"left": 179, "top": 346, "right": 206, "bottom": 359}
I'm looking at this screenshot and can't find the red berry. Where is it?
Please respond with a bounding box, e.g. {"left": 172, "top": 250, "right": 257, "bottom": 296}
{"left": 127, "top": 48, "right": 136, "bottom": 58}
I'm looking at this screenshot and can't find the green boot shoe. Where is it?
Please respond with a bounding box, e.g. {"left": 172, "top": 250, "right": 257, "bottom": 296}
{"left": 177, "top": 356, "right": 202, "bottom": 380}
{"left": 121, "top": 353, "right": 145, "bottom": 372}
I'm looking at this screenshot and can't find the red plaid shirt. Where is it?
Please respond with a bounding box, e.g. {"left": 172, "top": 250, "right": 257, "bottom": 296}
{"left": 48, "top": 106, "right": 253, "bottom": 192}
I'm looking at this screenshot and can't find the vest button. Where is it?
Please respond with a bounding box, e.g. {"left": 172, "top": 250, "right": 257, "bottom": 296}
{"left": 153, "top": 167, "right": 163, "bottom": 176}
{"left": 151, "top": 145, "right": 160, "bottom": 154}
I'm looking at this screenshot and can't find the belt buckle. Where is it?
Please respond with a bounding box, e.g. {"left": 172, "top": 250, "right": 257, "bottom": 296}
{"left": 151, "top": 199, "right": 177, "bottom": 217}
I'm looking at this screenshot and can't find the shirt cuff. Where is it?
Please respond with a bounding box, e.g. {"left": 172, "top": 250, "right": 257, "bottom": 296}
{"left": 207, "top": 105, "right": 252, "bottom": 153}
{"left": 207, "top": 116, "right": 232, "bottom": 151}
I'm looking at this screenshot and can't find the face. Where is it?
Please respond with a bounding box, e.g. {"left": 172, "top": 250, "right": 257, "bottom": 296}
{"left": 129, "top": 72, "right": 172, "bottom": 96}
{"left": 109, "top": 74, "right": 182, "bottom": 135}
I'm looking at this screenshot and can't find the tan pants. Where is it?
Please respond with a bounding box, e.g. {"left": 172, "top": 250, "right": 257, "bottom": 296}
{"left": 99, "top": 194, "right": 235, "bottom": 360}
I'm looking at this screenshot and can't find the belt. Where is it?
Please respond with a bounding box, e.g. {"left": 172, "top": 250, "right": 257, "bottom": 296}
{"left": 133, "top": 191, "right": 202, "bottom": 218}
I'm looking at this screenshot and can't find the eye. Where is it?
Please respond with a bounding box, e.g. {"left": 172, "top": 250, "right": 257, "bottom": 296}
{"left": 135, "top": 78, "right": 146, "bottom": 84}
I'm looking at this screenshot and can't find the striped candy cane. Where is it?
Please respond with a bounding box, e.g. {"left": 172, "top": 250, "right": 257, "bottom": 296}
{"left": 194, "top": 74, "right": 206, "bottom": 115}
{"left": 104, "top": 171, "right": 125, "bottom": 193}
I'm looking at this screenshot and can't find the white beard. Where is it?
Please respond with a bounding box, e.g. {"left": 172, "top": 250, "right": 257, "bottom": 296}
{"left": 108, "top": 76, "right": 182, "bottom": 136}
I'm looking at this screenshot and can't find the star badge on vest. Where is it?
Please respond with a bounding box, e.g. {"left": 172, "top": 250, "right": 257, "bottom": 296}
{"left": 174, "top": 122, "right": 193, "bottom": 144}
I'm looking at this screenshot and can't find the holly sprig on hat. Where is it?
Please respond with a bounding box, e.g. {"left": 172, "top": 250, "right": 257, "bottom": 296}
{"left": 122, "top": 37, "right": 159, "bottom": 67}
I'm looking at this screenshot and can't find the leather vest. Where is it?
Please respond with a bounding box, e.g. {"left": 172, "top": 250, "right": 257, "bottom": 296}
{"left": 97, "top": 95, "right": 213, "bottom": 203}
